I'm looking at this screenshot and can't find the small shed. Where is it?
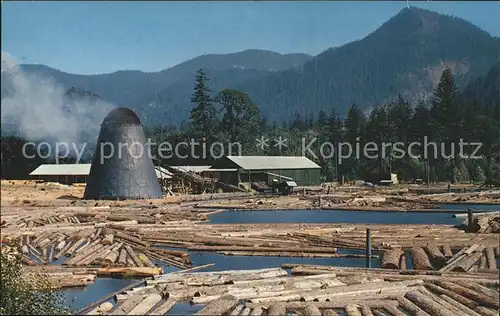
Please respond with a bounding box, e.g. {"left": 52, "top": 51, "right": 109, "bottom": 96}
{"left": 210, "top": 156, "right": 321, "bottom": 186}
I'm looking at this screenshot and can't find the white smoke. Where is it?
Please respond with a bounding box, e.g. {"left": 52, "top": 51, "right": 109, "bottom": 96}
{"left": 1, "top": 52, "right": 115, "bottom": 158}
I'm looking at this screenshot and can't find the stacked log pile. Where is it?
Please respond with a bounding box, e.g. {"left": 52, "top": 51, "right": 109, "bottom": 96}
{"left": 85, "top": 266, "right": 499, "bottom": 315}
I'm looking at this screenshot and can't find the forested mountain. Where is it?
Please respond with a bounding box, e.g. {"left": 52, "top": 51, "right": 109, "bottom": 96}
{"left": 15, "top": 50, "right": 312, "bottom": 123}
{"left": 4, "top": 8, "right": 500, "bottom": 127}
{"left": 226, "top": 8, "right": 500, "bottom": 122}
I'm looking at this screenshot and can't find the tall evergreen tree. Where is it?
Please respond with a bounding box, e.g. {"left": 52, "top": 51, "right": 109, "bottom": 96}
{"left": 430, "top": 68, "right": 463, "bottom": 182}
{"left": 189, "top": 69, "right": 218, "bottom": 143}
{"left": 216, "top": 89, "right": 261, "bottom": 154}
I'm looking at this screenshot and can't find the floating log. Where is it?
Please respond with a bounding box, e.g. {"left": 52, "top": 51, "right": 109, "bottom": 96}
{"left": 103, "top": 250, "right": 120, "bottom": 265}
{"left": 452, "top": 251, "right": 483, "bottom": 272}
{"left": 55, "top": 240, "right": 66, "bottom": 252}
{"left": 383, "top": 304, "right": 405, "bottom": 316}
{"left": 433, "top": 280, "right": 499, "bottom": 309}
{"left": 439, "top": 244, "right": 481, "bottom": 272}
{"left": 114, "top": 231, "right": 149, "bottom": 247}
{"left": 424, "top": 283, "right": 477, "bottom": 309}
{"left": 392, "top": 296, "right": 429, "bottom": 316}
{"left": 194, "top": 296, "right": 239, "bottom": 316}
{"left": 93, "top": 228, "right": 102, "bottom": 239}
{"left": 65, "top": 238, "right": 86, "bottom": 257}
{"left": 345, "top": 304, "right": 362, "bottom": 316}
{"left": 125, "top": 245, "right": 144, "bottom": 267}
{"left": 474, "top": 306, "right": 499, "bottom": 316}
{"left": 65, "top": 241, "right": 104, "bottom": 266}
{"left": 128, "top": 293, "right": 163, "bottom": 314}
{"left": 410, "top": 247, "right": 433, "bottom": 270}
{"left": 149, "top": 299, "right": 178, "bottom": 315}
{"left": 425, "top": 245, "right": 446, "bottom": 268}
{"left": 303, "top": 304, "right": 321, "bottom": 316}
{"left": 118, "top": 248, "right": 128, "bottom": 266}
{"left": 404, "top": 290, "right": 455, "bottom": 316}
{"left": 38, "top": 238, "right": 52, "bottom": 249}
{"left": 85, "top": 302, "right": 114, "bottom": 315}
{"left": 42, "top": 247, "right": 47, "bottom": 264}
{"left": 438, "top": 295, "right": 481, "bottom": 316}
{"left": 80, "top": 244, "right": 113, "bottom": 265}
{"left": 54, "top": 241, "right": 74, "bottom": 260}
{"left": 267, "top": 302, "right": 286, "bottom": 316}
{"left": 453, "top": 280, "right": 499, "bottom": 300}
{"left": 360, "top": 305, "right": 374, "bottom": 316}
{"left": 109, "top": 295, "right": 144, "bottom": 315}
{"left": 28, "top": 243, "right": 41, "bottom": 256}
{"left": 479, "top": 254, "right": 487, "bottom": 269}
{"left": 419, "top": 287, "right": 466, "bottom": 316}
{"left": 484, "top": 247, "right": 497, "bottom": 271}
{"left": 153, "top": 248, "right": 189, "bottom": 258}
{"left": 102, "top": 234, "right": 114, "bottom": 246}
{"left": 137, "top": 253, "right": 155, "bottom": 268}
{"left": 97, "top": 267, "right": 162, "bottom": 278}
{"left": 441, "top": 245, "right": 453, "bottom": 259}
{"left": 380, "top": 249, "right": 404, "bottom": 269}
{"left": 229, "top": 305, "right": 244, "bottom": 316}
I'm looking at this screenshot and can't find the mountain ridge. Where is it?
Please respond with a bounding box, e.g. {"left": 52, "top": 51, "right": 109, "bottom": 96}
{"left": 5, "top": 8, "right": 500, "bottom": 126}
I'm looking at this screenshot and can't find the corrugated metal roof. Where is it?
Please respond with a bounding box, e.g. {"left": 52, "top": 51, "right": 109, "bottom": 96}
{"left": 30, "top": 164, "right": 91, "bottom": 176}
{"left": 30, "top": 164, "right": 172, "bottom": 179}
{"left": 226, "top": 156, "right": 320, "bottom": 170}
{"left": 171, "top": 165, "right": 212, "bottom": 173}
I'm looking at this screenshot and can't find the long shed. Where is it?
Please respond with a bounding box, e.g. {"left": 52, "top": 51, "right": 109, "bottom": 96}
{"left": 210, "top": 156, "right": 321, "bottom": 186}
{"left": 29, "top": 164, "right": 172, "bottom": 185}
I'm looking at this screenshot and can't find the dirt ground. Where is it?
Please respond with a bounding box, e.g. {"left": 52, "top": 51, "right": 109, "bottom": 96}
{"left": 1, "top": 180, "right": 499, "bottom": 211}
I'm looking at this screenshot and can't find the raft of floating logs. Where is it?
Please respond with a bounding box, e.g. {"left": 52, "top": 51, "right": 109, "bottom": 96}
{"left": 2, "top": 224, "right": 194, "bottom": 287}
{"left": 78, "top": 266, "right": 499, "bottom": 315}
{"left": 12, "top": 226, "right": 191, "bottom": 270}
{"left": 380, "top": 243, "right": 499, "bottom": 272}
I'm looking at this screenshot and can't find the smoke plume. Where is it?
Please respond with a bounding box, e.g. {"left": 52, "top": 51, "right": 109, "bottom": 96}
{"left": 1, "top": 52, "right": 115, "bottom": 157}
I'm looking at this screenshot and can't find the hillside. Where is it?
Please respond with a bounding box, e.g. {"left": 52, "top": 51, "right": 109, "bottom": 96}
{"left": 227, "top": 8, "right": 500, "bottom": 121}
{"left": 14, "top": 50, "right": 312, "bottom": 124}
{"left": 4, "top": 8, "right": 500, "bottom": 126}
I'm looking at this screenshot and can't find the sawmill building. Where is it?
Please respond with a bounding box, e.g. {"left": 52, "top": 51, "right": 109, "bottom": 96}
{"left": 209, "top": 156, "right": 321, "bottom": 186}
{"left": 29, "top": 164, "right": 172, "bottom": 185}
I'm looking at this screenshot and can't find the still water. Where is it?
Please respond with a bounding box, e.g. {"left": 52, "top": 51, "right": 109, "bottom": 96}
{"left": 208, "top": 209, "right": 459, "bottom": 225}
{"left": 64, "top": 203, "right": 498, "bottom": 313}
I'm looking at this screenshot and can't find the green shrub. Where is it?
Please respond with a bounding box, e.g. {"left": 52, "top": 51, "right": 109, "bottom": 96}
{"left": 0, "top": 247, "right": 71, "bottom": 315}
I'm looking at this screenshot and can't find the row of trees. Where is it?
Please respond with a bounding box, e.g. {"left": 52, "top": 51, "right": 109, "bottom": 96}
{"left": 2, "top": 68, "right": 499, "bottom": 184}
{"left": 146, "top": 67, "right": 500, "bottom": 184}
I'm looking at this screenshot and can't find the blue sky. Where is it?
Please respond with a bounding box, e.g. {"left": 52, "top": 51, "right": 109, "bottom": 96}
{"left": 2, "top": 1, "right": 498, "bottom": 75}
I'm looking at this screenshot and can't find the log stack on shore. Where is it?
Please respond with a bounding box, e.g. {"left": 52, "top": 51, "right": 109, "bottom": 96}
{"left": 79, "top": 266, "right": 499, "bottom": 316}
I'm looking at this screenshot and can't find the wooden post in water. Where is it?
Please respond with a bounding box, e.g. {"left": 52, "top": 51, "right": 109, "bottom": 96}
{"left": 467, "top": 208, "right": 474, "bottom": 232}
{"left": 366, "top": 228, "right": 372, "bottom": 268}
